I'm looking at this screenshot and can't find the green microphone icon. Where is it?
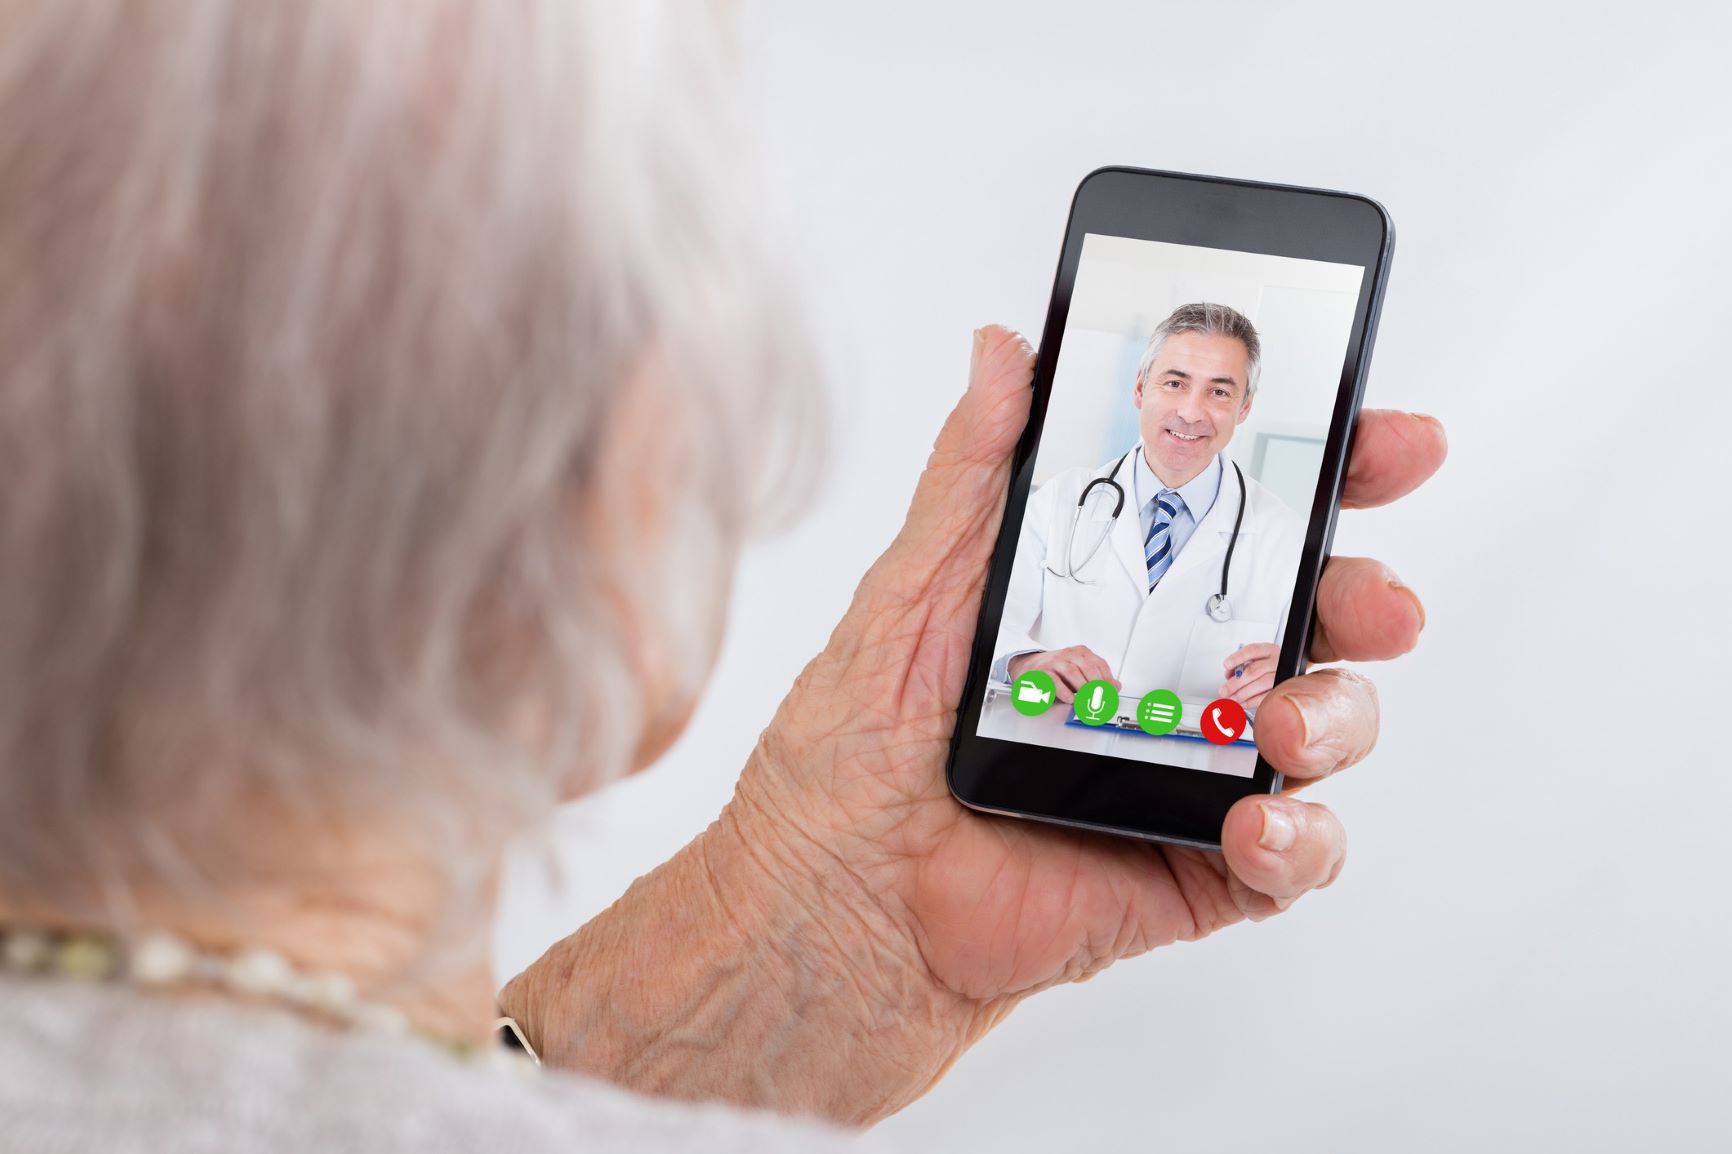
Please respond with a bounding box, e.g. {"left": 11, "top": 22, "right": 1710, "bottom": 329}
{"left": 1073, "top": 680, "right": 1118, "bottom": 726}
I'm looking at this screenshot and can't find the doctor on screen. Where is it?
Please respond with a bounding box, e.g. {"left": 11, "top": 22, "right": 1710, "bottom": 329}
{"left": 993, "top": 302, "right": 1306, "bottom": 714}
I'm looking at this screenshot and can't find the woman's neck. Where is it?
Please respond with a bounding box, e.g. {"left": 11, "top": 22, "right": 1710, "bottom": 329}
{"left": 0, "top": 848, "right": 503, "bottom": 1046}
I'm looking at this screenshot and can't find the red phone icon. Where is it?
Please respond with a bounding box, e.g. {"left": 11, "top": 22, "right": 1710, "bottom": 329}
{"left": 1201, "top": 698, "right": 1247, "bottom": 745}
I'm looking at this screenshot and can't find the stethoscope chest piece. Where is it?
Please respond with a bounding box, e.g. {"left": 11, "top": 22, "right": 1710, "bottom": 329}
{"left": 1206, "top": 593, "right": 1232, "bottom": 623}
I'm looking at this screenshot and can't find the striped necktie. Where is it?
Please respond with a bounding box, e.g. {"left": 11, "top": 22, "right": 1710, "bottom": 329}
{"left": 1145, "top": 489, "right": 1185, "bottom": 591}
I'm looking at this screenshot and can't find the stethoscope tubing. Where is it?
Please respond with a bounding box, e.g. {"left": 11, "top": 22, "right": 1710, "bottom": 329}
{"left": 1047, "top": 449, "right": 1247, "bottom": 620}
{"left": 1049, "top": 450, "right": 1134, "bottom": 583}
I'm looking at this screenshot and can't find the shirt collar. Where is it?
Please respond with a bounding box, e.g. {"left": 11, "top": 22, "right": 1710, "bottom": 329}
{"left": 1134, "top": 445, "right": 1223, "bottom": 522}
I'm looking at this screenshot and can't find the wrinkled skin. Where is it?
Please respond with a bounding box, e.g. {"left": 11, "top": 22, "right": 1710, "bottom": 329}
{"left": 502, "top": 325, "right": 1446, "bottom": 1124}
{"left": 733, "top": 325, "right": 1446, "bottom": 1001}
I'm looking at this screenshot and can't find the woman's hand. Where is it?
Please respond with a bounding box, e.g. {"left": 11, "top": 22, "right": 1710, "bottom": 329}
{"left": 728, "top": 326, "right": 1444, "bottom": 1045}
{"left": 501, "top": 326, "right": 1445, "bottom": 1125}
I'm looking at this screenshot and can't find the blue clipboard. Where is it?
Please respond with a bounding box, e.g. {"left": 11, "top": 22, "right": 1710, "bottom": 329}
{"left": 1061, "top": 715, "right": 1256, "bottom": 747}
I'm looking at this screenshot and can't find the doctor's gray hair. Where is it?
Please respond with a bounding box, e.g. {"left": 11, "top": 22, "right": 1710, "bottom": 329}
{"left": 1137, "top": 302, "right": 1262, "bottom": 402}
{"left": 0, "top": 2, "right": 818, "bottom": 931}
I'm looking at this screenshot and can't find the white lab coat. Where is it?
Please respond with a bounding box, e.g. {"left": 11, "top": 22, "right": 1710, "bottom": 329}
{"left": 994, "top": 448, "right": 1307, "bottom": 702}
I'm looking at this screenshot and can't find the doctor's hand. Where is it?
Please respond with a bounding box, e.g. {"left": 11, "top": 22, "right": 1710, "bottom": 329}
{"left": 1221, "top": 641, "right": 1281, "bottom": 710}
{"left": 1007, "top": 645, "right": 1118, "bottom": 702}
{"left": 502, "top": 326, "right": 1446, "bottom": 1127}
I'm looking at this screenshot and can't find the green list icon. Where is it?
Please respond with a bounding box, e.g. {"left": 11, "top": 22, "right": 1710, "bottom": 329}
{"left": 1135, "top": 689, "right": 1183, "bottom": 736}
{"left": 1010, "top": 669, "right": 1058, "bottom": 716}
{"left": 1073, "top": 679, "right": 1119, "bottom": 726}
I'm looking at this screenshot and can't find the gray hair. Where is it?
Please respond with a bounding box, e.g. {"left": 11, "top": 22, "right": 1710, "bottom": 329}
{"left": 1136, "top": 301, "right": 1262, "bottom": 401}
{"left": 0, "top": 2, "right": 818, "bottom": 927}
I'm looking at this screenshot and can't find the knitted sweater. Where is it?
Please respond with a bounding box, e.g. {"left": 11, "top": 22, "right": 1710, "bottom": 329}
{"left": 0, "top": 976, "right": 878, "bottom": 1153}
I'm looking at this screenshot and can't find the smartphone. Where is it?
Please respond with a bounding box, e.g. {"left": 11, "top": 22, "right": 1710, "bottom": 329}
{"left": 946, "top": 167, "right": 1394, "bottom": 851}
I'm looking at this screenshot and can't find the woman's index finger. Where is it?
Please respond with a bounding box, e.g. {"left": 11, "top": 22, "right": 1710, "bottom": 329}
{"left": 1341, "top": 410, "right": 1447, "bottom": 510}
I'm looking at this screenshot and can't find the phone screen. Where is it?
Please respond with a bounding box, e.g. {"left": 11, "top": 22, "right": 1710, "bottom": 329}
{"left": 976, "top": 233, "right": 1367, "bottom": 779}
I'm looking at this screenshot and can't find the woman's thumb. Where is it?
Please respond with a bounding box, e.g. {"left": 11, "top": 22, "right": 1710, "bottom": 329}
{"left": 869, "top": 326, "right": 1034, "bottom": 583}
{"left": 948, "top": 325, "right": 1036, "bottom": 464}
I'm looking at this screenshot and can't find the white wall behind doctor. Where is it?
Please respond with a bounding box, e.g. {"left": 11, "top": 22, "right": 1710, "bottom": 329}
{"left": 495, "top": 2, "right": 1732, "bottom": 1150}
{"left": 1034, "top": 235, "right": 1360, "bottom": 515}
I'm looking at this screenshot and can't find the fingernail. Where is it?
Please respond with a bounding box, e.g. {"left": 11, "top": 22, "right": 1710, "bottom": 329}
{"left": 1387, "top": 572, "right": 1427, "bottom": 633}
{"left": 1289, "top": 693, "right": 1329, "bottom": 751}
{"left": 1258, "top": 802, "right": 1297, "bottom": 852}
{"left": 968, "top": 328, "right": 986, "bottom": 387}
{"left": 1412, "top": 413, "right": 1448, "bottom": 452}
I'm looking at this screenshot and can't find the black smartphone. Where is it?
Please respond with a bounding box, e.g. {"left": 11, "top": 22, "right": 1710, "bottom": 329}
{"left": 946, "top": 167, "right": 1394, "bottom": 851}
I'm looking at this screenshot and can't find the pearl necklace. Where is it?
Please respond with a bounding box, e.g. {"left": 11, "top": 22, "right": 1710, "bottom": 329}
{"left": 0, "top": 925, "right": 539, "bottom": 1074}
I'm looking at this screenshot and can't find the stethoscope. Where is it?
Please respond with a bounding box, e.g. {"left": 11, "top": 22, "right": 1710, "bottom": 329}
{"left": 1045, "top": 450, "right": 1248, "bottom": 623}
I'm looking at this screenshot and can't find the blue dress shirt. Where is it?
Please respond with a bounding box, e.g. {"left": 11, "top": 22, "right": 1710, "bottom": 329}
{"left": 1133, "top": 448, "right": 1222, "bottom": 566}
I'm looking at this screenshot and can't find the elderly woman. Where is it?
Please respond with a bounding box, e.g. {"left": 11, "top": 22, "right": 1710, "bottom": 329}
{"left": 0, "top": 2, "right": 1445, "bottom": 1150}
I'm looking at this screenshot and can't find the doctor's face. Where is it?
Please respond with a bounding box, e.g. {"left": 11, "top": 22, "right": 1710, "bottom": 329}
{"left": 1134, "top": 331, "right": 1254, "bottom": 487}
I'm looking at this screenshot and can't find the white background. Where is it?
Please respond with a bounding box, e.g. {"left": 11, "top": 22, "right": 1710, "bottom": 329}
{"left": 497, "top": 3, "right": 1732, "bottom": 1150}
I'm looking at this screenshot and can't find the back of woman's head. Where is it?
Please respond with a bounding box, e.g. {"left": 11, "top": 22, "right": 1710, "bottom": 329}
{"left": 0, "top": 1, "right": 815, "bottom": 924}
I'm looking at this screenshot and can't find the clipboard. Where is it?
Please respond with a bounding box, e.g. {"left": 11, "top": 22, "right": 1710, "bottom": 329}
{"left": 1061, "top": 698, "right": 1256, "bottom": 747}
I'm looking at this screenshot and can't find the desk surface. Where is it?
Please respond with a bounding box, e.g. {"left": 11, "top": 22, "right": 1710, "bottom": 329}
{"left": 976, "top": 690, "right": 1258, "bottom": 779}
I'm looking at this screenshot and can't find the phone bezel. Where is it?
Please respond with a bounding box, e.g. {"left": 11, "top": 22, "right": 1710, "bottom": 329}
{"left": 945, "top": 166, "right": 1395, "bottom": 851}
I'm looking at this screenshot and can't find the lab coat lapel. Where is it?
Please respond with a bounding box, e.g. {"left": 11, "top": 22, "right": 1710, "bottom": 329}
{"left": 1110, "top": 447, "right": 1152, "bottom": 593}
